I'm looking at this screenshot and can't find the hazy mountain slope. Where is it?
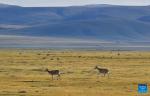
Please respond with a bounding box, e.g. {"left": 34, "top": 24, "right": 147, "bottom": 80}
{"left": 0, "top": 3, "right": 19, "bottom": 8}
{"left": 1, "top": 4, "right": 150, "bottom": 41}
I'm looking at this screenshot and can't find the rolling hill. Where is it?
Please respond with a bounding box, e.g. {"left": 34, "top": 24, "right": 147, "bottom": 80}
{"left": 1, "top": 3, "right": 150, "bottom": 48}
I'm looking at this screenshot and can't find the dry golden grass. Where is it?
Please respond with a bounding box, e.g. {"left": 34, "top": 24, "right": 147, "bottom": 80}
{"left": 0, "top": 49, "right": 150, "bottom": 96}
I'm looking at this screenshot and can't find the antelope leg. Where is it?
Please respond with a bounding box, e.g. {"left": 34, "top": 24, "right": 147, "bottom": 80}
{"left": 107, "top": 73, "right": 110, "bottom": 78}
{"left": 104, "top": 74, "right": 105, "bottom": 77}
{"left": 52, "top": 75, "right": 53, "bottom": 80}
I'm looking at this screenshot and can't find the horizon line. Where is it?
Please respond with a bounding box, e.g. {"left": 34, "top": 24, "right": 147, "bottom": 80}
{"left": 0, "top": 3, "right": 150, "bottom": 7}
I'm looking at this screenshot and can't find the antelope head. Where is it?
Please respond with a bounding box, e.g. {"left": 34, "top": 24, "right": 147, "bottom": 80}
{"left": 94, "top": 66, "right": 99, "bottom": 69}
{"left": 45, "top": 68, "right": 49, "bottom": 72}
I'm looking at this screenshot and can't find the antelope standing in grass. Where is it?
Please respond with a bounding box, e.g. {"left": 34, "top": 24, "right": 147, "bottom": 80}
{"left": 94, "top": 66, "right": 109, "bottom": 78}
{"left": 45, "top": 68, "right": 60, "bottom": 80}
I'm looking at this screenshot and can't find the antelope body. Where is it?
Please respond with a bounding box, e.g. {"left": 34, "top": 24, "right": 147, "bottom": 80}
{"left": 95, "top": 66, "right": 109, "bottom": 77}
{"left": 46, "top": 68, "right": 60, "bottom": 80}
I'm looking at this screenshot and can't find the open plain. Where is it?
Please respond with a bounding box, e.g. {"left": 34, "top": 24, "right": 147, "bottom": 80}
{"left": 0, "top": 49, "right": 150, "bottom": 96}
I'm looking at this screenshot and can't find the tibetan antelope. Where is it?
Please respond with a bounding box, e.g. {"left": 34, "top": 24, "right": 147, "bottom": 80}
{"left": 45, "top": 68, "right": 60, "bottom": 80}
{"left": 94, "top": 66, "right": 109, "bottom": 78}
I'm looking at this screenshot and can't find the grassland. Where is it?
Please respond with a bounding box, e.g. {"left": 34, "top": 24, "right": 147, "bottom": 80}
{"left": 0, "top": 49, "right": 150, "bottom": 96}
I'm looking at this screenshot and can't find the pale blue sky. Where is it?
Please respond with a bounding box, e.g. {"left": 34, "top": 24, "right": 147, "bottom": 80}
{"left": 0, "top": 0, "right": 150, "bottom": 7}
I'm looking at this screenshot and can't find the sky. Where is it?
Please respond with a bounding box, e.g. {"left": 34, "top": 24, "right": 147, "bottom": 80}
{"left": 0, "top": 0, "right": 150, "bottom": 7}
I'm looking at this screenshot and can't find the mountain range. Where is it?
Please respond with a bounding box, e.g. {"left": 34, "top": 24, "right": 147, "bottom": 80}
{"left": 1, "top": 3, "right": 150, "bottom": 49}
